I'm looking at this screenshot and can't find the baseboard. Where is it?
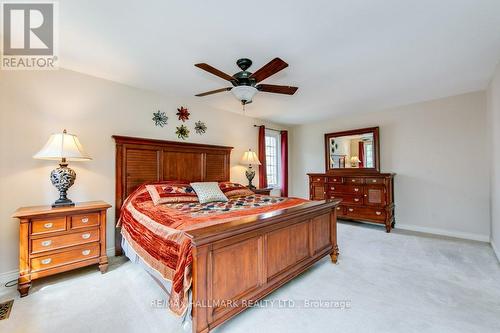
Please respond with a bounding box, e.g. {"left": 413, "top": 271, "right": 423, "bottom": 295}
{"left": 0, "top": 269, "right": 19, "bottom": 284}
{"left": 491, "top": 239, "right": 500, "bottom": 262}
{"left": 0, "top": 247, "right": 116, "bottom": 284}
{"left": 106, "top": 247, "right": 115, "bottom": 257}
{"left": 396, "top": 224, "right": 490, "bottom": 242}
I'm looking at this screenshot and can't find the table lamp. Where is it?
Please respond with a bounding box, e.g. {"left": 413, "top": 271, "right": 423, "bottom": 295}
{"left": 350, "top": 156, "right": 361, "bottom": 167}
{"left": 33, "top": 130, "right": 92, "bottom": 207}
{"left": 241, "top": 149, "right": 261, "bottom": 189}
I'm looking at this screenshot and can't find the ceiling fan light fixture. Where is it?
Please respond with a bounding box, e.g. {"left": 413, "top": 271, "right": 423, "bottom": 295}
{"left": 231, "top": 86, "right": 257, "bottom": 105}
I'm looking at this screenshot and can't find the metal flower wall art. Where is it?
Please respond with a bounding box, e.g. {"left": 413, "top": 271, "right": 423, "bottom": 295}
{"left": 176, "top": 106, "right": 190, "bottom": 122}
{"left": 152, "top": 110, "right": 168, "bottom": 127}
{"left": 176, "top": 125, "right": 190, "bottom": 140}
{"left": 194, "top": 121, "right": 207, "bottom": 135}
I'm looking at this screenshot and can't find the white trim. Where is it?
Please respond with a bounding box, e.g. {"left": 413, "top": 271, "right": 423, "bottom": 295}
{"left": 0, "top": 247, "right": 116, "bottom": 284}
{"left": 0, "top": 269, "right": 18, "bottom": 284}
{"left": 396, "top": 224, "right": 490, "bottom": 242}
{"left": 106, "top": 247, "right": 115, "bottom": 257}
{"left": 491, "top": 239, "right": 500, "bottom": 262}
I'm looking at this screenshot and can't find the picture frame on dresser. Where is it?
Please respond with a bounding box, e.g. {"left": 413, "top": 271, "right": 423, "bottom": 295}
{"left": 309, "top": 126, "right": 396, "bottom": 232}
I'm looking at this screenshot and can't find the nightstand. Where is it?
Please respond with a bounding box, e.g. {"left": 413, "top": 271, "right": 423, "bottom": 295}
{"left": 250, "top": 187, "right": 273, "bottom": 195}
{"left": 12, "top": 201, "right": 111, "bottom": 297}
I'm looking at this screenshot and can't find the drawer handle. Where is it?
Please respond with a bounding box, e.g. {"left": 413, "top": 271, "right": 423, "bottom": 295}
{"left": 41, "top": 240, "right": 52, "bottom": 247}
{"left": 331, "top": 187, "right": 335, "bottom": 190}
{"left": 82, "top": 250, "right": 91, "bottom": 256}
{"left": 348, "top": 208, "right": 354, "bottom": 212}
{"left": 364, "top": 194, "right": 368, "bottom": 197}
{"left": 41, "top": 258, "right": 52, "bottom": 265}
{"left": 354, "top": 188, "right": 359, "bottom": 192}
{"left": 354, "top": 198, "right": 360, "bottom": 202}
{"left": 81, "top": 233, "right": 91, "bottom": 239}
{"left": 44, "top": 223, "right": 53, "bottom": 229}
{"left": 372, "top": 179, "right": 377, "bottom": 183}
{"left": 336, "top": 207, "right": 341, "bottom": 210}
{"left": 351, "top": 179, "right": 356, "bottom": 182}
{"left": 81, "top": 217, "right": 89, "bottom": 223}
{"left": 376, "top": 211, "right": 382, "bottom": 215}
{"left": 333, "top": 178, "right": 337, "bottom": 181}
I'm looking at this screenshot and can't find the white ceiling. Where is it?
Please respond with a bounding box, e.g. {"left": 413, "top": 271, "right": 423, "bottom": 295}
{"left": 60, "top": 0, "right": 500, "bottom": 124}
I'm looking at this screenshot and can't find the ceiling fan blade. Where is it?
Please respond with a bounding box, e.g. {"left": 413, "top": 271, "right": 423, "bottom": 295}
{"left": 195, "top": 63, "right": 235, "bottom": 82}
{"left": 195, "top": 87, "right": 232, "bottom": 97}
{"left": 256, "top": 84, "right": 298, "bottom": 95}
{"left": 250, "top": 58, "right": 289, "bottom": 83}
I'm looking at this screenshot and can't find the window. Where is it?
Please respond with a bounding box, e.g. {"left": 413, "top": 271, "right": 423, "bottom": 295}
{"left": 364, "top": 142, "right": 374, "bottom": 168}
{"left": 265, "top": 130, "right": 281, "bottom": 188}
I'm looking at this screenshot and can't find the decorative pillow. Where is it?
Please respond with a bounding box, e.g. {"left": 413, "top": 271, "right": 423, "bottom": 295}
{"left": 190, "top": 182, "right": 228, "bottom": 204}
{"left": 219, "top": 182, "right": 254, "bottom": 198}
{"left": 146, "top": 182, "right": 199, "bottom": 205}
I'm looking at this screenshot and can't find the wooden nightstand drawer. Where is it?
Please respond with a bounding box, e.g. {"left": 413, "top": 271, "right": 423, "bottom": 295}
{"left": 31, "top": 217, "right": 66, "bottom": 235}
{"left": 70, "top": 213, "right": 99, "bottom": 229}
{"left": 31, "top": 243, "right": 100, "bottom": 272}
{"left": 31, "top": 228, "right": 99, "bottom": 254}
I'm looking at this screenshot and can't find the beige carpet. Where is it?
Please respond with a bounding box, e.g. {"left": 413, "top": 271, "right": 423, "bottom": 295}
{"left": 1, "top": 222, "right": 499, "bottom": 333}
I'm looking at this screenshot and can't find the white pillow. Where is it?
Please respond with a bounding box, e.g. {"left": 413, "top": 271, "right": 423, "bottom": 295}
{"left": 190, "top": 182, "right": 228, "bottom": 204}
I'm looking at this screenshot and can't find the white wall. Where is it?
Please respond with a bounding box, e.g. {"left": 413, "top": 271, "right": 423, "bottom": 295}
{"left": 0, "top": 69, "right": 288, "bottom": 280}
{"left": 487, "top": 62, "right": 500, "bottom": 260}
{"left": 290, "top": 92, "right": 490, "bottom": 241}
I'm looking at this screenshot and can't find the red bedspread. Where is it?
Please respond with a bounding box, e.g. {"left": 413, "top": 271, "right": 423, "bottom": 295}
{"left": 119, "top": 184, "right": 307, "bottom": 315}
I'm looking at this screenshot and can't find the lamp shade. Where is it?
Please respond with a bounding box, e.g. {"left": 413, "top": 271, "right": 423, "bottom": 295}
{"left": 350, "top": 156, "right": 360, "bottom": 163}
{"left": 241, "top": 149, "right": 261, "bottom": 165}
{"left": 33, "top": 130, "right": 91, "bottom": 161}
{"left": 231, "top": 86, "right": 258, "bottom": 104}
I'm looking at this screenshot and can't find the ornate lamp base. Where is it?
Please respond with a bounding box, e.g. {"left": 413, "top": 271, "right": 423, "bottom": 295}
{"left": 50, "top": 162, "right": 76, "bottom": 207}
{"left": 245, "top": 166, "right": 256, "bottom": 190}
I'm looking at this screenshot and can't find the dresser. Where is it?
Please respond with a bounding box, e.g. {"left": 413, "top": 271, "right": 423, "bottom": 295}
{"left": 308, "top": 173, "right": 395, "bottom": 232}
{"left": 309, "top": 126, "right": 396, "bottom": 232}
{"left": 12, "top": 201, "right": 111, "bottom": 296}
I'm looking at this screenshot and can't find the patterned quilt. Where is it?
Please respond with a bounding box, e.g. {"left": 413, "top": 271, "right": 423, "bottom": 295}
{"left": 118, "top": 184, "right": 307, "bottom": 315}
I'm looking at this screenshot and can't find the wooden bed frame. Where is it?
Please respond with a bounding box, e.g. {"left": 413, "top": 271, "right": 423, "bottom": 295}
{"left": 113, "top": 135, "right": 340, "bottom": 333}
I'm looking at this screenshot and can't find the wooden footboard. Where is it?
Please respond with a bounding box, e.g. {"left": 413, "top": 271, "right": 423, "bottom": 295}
{"left": 187, "top": 199, "right": 340, "bottom": 333}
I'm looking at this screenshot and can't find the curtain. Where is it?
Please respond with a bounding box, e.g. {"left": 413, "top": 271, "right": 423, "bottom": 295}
{"left": 258, "top": 125, "right": 268, "bottom": 188}
{"left": 280, "top": 130, "right": 288, "bottom": 197}
{"left": 358, "top": 141, "right": 364, "bottom": 168}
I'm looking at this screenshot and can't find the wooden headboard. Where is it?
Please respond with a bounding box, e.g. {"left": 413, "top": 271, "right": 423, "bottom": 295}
{"left": 113, "top": 135, "right": 233, "bottom": 254}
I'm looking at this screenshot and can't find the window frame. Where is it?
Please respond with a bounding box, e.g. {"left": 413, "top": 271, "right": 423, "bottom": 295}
{"left": 264, "top": 129, "right": 281, "bottom": 189}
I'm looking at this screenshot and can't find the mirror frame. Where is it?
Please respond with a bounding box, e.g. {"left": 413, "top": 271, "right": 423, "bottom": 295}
{"left": 324, "top": 126, "right": 380, "bottom": 174}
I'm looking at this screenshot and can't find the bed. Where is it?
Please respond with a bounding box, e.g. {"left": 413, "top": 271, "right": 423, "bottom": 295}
{"left": 113, "top": 135, "right": 341, "bottom": 333}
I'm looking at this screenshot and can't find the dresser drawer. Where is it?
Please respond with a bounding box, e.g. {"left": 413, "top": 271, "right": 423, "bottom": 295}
{"left": 334, "top": 205, "right": 345, "bottom": 215}
{"left": 31, "top": 217, "right": 66, "bottom": 235}
{"left": 310, "top": 176, "right": 325, "bottom": 183}
{"left": 345, "top": 177, "right": 364, "bottom": 184}
{"left": 364, "top": 177, "right": 386, "bottom": 185}
{"left": 31, "top": 243, "right": 100, "bottom": 272}
{"left": 328, "top": 184, "right": 363, "bottom": 194}
{"left": 345, "top": 207, "right": 386, "bottom": 221}
{"left": 31, "top": 228, "right": 99, "bottom": 254}
{"left": 70, "top": 213, "right": 99, "bottom": 229}
{"left": 327, "top": 176, "right": 343, "bottom": 184}
{"left": 329, "top": 194, "right": 363, "bottom": 205}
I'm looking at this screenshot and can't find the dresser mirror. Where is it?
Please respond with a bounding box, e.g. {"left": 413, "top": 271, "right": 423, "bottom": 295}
{"left": 325, "top": 127, "right": 380, "bottom": 173}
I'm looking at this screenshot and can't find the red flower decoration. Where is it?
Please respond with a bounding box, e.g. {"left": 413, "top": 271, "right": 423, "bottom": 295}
{"left": 176, "top": 106, "right": 190, "bottom": 122}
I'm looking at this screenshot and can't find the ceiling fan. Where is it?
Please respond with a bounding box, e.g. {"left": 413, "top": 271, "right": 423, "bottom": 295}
{"left": 194, "top": 58, "right": 298, "bottom": 106}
